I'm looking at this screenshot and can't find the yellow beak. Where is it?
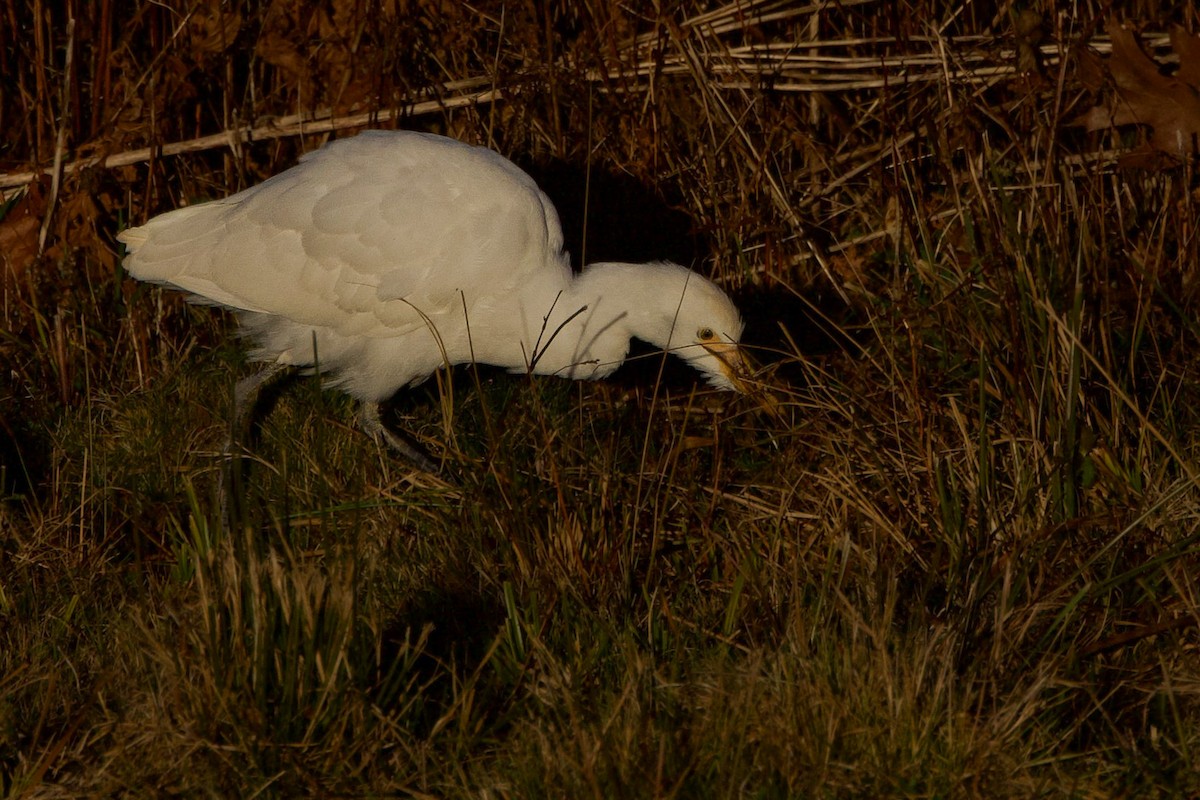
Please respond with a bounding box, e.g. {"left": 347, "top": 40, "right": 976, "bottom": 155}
{"left": 703, "top": 341, "right": 753, "bottom": 393}
{"left": 703, "top": 341, "right": 783, "bottom": 419}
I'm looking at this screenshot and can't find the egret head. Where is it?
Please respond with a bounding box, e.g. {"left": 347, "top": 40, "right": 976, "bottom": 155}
{"left": 655, "top": 264, "right": 749, "bottom": 392}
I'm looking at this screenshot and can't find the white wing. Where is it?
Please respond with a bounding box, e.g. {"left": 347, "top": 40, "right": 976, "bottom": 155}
{"left": 119, "top": 131, "right": 568, "bottom": 338}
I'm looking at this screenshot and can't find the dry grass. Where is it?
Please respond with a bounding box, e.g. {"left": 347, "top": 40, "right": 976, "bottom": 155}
{"left": 2, "top": 0, "right": 1200, "bottom": 796}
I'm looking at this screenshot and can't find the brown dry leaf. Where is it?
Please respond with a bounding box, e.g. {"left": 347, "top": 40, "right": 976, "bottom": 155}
{"left": 0, "top": 191, "right": 44, "bottom": 284}
{"left": 827, "top": 250, "right": 869, "bottom": 292}
{"left": 256, "top": 1, "right": 311, "bottom": 81}
{"left": 678, "top": 435, "right": 717, "bottom": 451}
{"left": 1014, "top": 9, "right": 1046, "bottom": 77}
{"left": 58, "top": 190, "right": 101, "bottom": 241}
{"left": 256, "top": 29, "right": 308, "bottom": 79}
{"left": 1074, "top": 21, "right": 1200, "bottom": 161}
{"left": 1074, "top": 45, "right": 1108, "bottom": 92}
{"left": 189, "top": 0, "right": 242, "bottom": 55}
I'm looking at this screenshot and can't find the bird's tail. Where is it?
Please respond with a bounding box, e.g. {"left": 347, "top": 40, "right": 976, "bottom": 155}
{"left": 116, "top": 226, "right": 148, "bottom": 250}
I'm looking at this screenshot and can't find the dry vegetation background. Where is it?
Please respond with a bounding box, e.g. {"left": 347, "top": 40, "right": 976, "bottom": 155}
{"left": 3, "top": 0, "right": 1200, "bottom": 796}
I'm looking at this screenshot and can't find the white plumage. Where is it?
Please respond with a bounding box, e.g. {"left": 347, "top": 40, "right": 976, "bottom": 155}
{"left": 119, "top": 130, "right": 748, "bottom": 462}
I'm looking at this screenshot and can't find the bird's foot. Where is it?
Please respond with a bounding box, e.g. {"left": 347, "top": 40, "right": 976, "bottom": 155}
{"left": 360, "top": 401, "right": 440, "bottom": 473}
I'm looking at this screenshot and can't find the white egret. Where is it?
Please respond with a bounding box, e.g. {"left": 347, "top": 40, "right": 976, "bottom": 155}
{"left": 119, "top": 130, "right": 748, "bottom": 467}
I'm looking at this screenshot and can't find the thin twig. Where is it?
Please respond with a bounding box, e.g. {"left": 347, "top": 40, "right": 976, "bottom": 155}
{"left": 38, "top": 17, "right": 75, "bottom": 254}
{"left": 3, "top": 88, "right": 502, "bottom": 195}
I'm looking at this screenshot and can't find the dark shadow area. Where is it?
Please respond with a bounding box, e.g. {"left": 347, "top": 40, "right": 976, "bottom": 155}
{"left": 0, "top": 369, "right": 50, "bottom": 503}
{"left": 386, "top": 584, "right": 505, "bottom": 671}
{"left": 734, "top": 280, "right": 867, "bottom": 387}
{"left": 378, "top": 581, "right": 508, "bottom": 734}
{"left": 0, "top": 416, "right": 39, "bottom": 501}
{"left": 520, "top": 159, "right": 701, "bottom": 269}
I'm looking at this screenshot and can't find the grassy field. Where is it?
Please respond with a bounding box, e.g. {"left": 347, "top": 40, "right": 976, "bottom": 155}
{"left": 3, "top": 0, "right": 1200, "bottom": 796}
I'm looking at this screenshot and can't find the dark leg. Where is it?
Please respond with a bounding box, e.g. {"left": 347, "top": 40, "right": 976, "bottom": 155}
{"left": 221, "top": 362, "right": 291, "bottom": 525}
{"left": 360, "top": 401, "right": 439, "bottom": 473}
{"left": 232, "top": 362, "right": 291, "bottom": 437}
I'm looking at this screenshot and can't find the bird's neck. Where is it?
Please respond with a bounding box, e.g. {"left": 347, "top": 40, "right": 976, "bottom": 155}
{"left": 508, "top": 261, "right": 682, "bottom": 380}
{"left": 567, "top": 261, "right": 688, "bottom": 345}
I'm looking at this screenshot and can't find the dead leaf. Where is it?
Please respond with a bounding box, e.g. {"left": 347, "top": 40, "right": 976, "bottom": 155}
{"left": 255, "top": 30, "right": 308, "bottom": 79}
{"left": 1014, "top": 9, "right": 1046, "bottom": 77}
{"left": 1074, "top": 45, "right": 1107, "bottom": 92}
{"left": 189, "top": 0, "right": 242, "bottom": 55}
{"left": 678, "top": 436, "right": 716, "bottom": 451}
{"left": 0, "top": 185, "right": 46, "bottom": 283}
{"left": 1072, "top": 21, "right": 1200, "bottom": 162}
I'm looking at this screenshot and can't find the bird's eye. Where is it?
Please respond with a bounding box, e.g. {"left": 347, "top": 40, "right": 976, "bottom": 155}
{"left": 698, "top": 327, "right": 715, "bottom": 341}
